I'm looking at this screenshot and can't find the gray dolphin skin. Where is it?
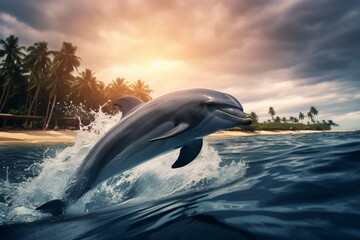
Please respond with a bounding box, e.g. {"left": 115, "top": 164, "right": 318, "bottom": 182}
{"left": 36, "top": 88, "right": 252, "bottom": 215}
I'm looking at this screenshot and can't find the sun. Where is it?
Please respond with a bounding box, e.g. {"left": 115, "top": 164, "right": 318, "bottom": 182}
{"left": 149, "top": 59, "right": 166, "bottom": 71}
{"left": 148, "top": 59, "right": 184, "bottom": 72}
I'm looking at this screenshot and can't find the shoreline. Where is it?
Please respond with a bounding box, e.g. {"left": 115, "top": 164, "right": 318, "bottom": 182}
{"left": 0, "top": 129, "right": 354, "bottom": 145}
{"left": 0, "top": 130, "right": 77, "bottom": 145}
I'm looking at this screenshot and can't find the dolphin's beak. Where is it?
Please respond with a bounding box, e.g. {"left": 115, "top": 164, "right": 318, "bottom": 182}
{"left": 218, "top": 108, "right": 253, "bottom": 125}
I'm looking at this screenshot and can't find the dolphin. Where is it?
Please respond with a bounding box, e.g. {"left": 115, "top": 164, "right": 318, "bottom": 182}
{"left": 36, "top": 88, "right": 252, "bottom": 215}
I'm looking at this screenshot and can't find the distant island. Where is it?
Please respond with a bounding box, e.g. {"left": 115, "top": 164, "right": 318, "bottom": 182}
{"left": 232, "top": 106, "right": 338, "bottom": 131}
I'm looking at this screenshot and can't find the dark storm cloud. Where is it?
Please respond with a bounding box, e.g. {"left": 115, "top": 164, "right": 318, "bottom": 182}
{"left": 264, "top": 0, "right": 360, "bottom": 83}
{"left": 192, "top": 0, "right": 360, "bottom": 85}
{"left": 0, "top": 0, "right": 49, "bottom": 30}
{"left": 0, "top": 0, "right": 119, "bottom": 41}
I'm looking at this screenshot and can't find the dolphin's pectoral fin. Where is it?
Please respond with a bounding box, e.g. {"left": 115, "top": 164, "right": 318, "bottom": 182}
{"left": 36, "top": 199, "right": 66, "bottom": 216}
{"left": 172, "top": 139, "right": 203, "bottom": 168}
{"left": 113, "top": 96, "right": 144, "bottom": 118}
{"left": 149, "top": 123, "right": 190, "bottom": 142}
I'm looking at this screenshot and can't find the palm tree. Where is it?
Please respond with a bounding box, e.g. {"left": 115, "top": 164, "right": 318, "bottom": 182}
{"left": 53, "top": 42, "right": 81, "bottom": 76}
{"left": 43, "top": 42, "right": 80, "bottom": 130}
{"left": 309, "top": 106, "right": 319, "bottom": 122}
{"left": 0, "top": 63, "right": 27, "bottom": 112}
{"left": 274, "top": 116, "right": 281, "bottom": 122}
{"left": 70, "top": 69, "right": 102, "bottom": 109}
{"left": 307, "top": 111, "right": 314, "bottom": 123}
{"left": 268, "top": 107, "right": 276, "bottom": 121}
{"left": 282, "top": 117, "right": 287, "bottom": 123}
{"left": 0, "top": 35, "right": 26, "bottom": 112}
{"left": 299, "top": 112, "right": 305, "bottom": 123}
{"left": 129, "top": 79, "right": 152, "bottom": 102}
{"left": 23, "top": 41, "right": 53, "bottom": 126}
{"left": 106, "top": 77, "right": 131, "bottom": 101}
{"left": 0, "top": 35, "right": 25, "bottom": 74}
{"left": 327, "top": 120, "right": 339, "bottom": 127}
{"left": 289, "top": 116, "right": 296, "bottom": 123}
{"left": 96, "top": 81, "right": 106, "bottom": 107}
{"left": 250, "top": 112, "right": 258, "bottom": 123}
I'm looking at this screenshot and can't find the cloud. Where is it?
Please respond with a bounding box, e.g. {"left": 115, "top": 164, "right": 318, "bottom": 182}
{"left": 266, "top": 0, "right": 360, "bottom": 83}
{"left": 0, "top": 0, "right": 359, "bottom": 129}
{"left": 2, "top": 0, "right": 359, "bottom": 78}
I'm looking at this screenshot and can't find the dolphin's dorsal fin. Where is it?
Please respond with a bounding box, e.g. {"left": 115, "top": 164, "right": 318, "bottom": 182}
{"left": 36, "top": 199, "right": 66, "bottom": 216}
{"left": 172, "top": 139, "right": 203, "bottom": 168}
{"left": 149, "top": 123, "right": 190, "bottom": 142}
{"left": 113, "top": 96, "right": 144, "bottom": 118}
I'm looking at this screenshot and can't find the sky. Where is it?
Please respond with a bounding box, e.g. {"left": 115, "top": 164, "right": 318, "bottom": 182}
{"left": 0, "top": 0, "right": 359, "bottom": 129}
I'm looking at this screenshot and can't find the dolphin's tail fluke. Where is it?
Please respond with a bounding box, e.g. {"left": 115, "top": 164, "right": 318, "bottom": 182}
{"left": 36, "top": 199, "right": 66, "bottom": 216}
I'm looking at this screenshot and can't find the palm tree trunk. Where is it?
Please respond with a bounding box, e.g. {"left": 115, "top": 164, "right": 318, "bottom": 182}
{"left": 25, "top": 92, "right": 30, "bottom": 112}
{"left": 31, "top": 95, "right": 40, "bottom": 127}
{"left": 0, "top": 86, "right": 6, "bottom": 111}
{"left": 0, "top": 87, "right": 5, "bottom": 127}
{"left": 0, "top": 55, "right": 10, "bottom": 111}
{"left": 29, "top": 86, "right": 40, "bottom": 115}
{"left": 0, "top": 84, "right": 10, "bottom": 112}
{"left": 25, "top": 84, "right": 41, "bottom": 127}
{"left": 24, "top": 93, "right": 31, "bottom": 128}
{"left": 43, "top": 92, "right": 57, "bottom": 130}
{"left": 43, "top": 89, "right": 54, "bottom": 129}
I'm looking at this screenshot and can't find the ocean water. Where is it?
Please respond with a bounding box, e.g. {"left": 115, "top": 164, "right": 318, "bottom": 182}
{"left": 0, "top": 111, "right": 359, "bottom": 239}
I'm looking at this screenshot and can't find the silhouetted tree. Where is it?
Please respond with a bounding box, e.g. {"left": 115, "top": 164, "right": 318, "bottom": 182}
{"left": 23, "top": 41, "right": 53, "bottom": 127}
{"left": 328, "top": 120, "right": 339, "bottom": 127}
{"left": 309, "top": 106, "right": 319, "bottom": 122}
{"left": 268, "top": 107, "right": 276, "bottom": 121}
{"left": 0, "top": 35, "right": 26, "bottom": 112}
{"left": 70, "top": 69, "right": 103, "bottom": 110}
{"left": 43, "top": 42, "right": 80, "bottom": 130}
{"left": 130, "top": 79, "right": 152, "bottom": 102}
{"left": 250, "top": 112, "right": 258, "bottom": 123}
{"left": 307, "top": 111, "right": 314, "bottom": 123}
{"left": 299, "top": 112, "right": 305, "bottom": 123}
{"left": 106, "top": 77, "right": 131, "bottom": 101}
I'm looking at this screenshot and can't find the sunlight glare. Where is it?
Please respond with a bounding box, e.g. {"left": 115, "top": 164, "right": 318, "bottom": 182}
{"left": 149, "top": 59, "right": 184, "bottom": 72}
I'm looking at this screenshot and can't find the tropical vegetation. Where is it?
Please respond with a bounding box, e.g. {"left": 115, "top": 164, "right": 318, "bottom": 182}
{"left": 0, "top": 35, "right": 152, "bottom": 130}
{"left": 236, "top": 106, "right": 339, "bottom": 131}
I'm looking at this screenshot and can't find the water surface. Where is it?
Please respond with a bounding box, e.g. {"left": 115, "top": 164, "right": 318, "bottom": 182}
{"left": 0, "top": 131, "right": 359, "bottom": 240}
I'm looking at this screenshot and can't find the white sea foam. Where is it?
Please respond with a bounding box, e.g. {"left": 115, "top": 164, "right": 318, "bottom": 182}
{"left": 0, "top": 106, "right": 247, "bottom": 223}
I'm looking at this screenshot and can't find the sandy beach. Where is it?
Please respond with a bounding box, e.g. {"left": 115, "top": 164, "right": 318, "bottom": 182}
{"left": 0, "top": 129, "right": 352, "bottom": 145}
{"left": 0, "top": 130, "right": 77, "bottom": 145}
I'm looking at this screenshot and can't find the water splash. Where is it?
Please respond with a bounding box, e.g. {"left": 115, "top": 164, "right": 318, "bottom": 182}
{"left": 72, "top": 142, "right": 247, "bottom": 213}
{"left": 0, "top": 106, "right": 247, "bottom": 223}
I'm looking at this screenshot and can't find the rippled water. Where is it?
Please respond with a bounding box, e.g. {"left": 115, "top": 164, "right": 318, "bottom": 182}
{"left": 0, "top": 130, "right": 359, "bottom": 239}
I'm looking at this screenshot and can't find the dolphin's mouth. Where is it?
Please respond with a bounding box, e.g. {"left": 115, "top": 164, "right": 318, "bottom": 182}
{"left": 218, "top": 109, "right": 253, "bottom": 125}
